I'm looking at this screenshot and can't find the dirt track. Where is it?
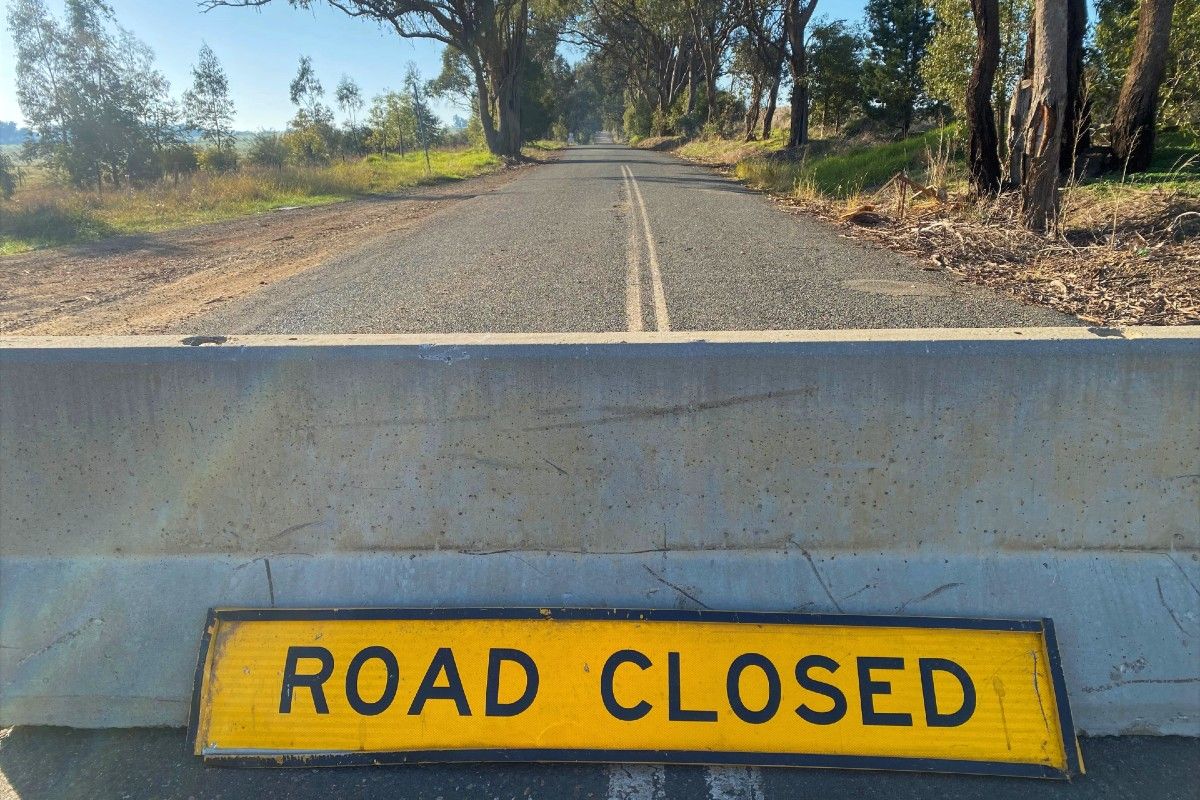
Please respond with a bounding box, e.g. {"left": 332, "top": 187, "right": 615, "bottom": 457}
{"left": 0, "top": 165, "right": 529, "bottom": 335}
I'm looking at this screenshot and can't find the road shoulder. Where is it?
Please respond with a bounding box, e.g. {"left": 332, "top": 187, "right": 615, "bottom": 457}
{"left": 0, "top": 163, "right": 538, "bottom": 336}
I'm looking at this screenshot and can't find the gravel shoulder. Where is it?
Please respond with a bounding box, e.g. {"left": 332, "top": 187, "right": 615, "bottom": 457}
{"left": 0, "top": 165, "right": 534, "bottom": 335}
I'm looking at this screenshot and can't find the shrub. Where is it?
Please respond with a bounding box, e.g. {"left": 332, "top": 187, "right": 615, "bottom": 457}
{"left": 650, "top": 108, "right": 672, "bottom": 136}
{"left": 160, "top": 145, "right": 199, "bottom": 182}
{"left": 197, "top": 147, "right": 239, "bottom": 173}
{"left": 0, "top": 150, "right": 17, "bottom": 198}
{"left": 247, "top": 133, "right": 287, "bottom": 170}
{"left": 283, "top": 126, "right": 331, "bottom": 166}
{"left": 624, "top": 100, "right": 652, "bottom": 140}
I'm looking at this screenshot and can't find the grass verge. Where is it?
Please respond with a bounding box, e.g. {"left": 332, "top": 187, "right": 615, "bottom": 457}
{"left": 1, "top": 147, "right": 515, "bottom": 254}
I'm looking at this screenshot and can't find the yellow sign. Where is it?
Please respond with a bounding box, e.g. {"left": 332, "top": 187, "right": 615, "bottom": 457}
{"left": 188, "top": 608, "right": 1082, "bottom": 778}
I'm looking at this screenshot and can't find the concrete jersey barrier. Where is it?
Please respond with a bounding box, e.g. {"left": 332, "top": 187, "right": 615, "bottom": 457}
{"left": 1, "top": 328, "right": 1197, "bottom": 733}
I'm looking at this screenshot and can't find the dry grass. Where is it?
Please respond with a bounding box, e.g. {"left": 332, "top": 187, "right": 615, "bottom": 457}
{"left": 789, "top": 180, "right": 1200, "bottom": 325}
{"left": 1, "top": 148, "right": 503, "bottom": 254}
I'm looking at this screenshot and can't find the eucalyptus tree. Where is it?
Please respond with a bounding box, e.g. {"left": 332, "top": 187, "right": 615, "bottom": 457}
{"left": 783, "top": 0, "right": 818, "bottom": 148}
{"left": 737, "top": 0, "right": 789, "bottom": 139}
{"left": 686, "top": 0, "right": 741, "bottom": 122}
{"left": 336, "top": 75, "right": 366, "bottom": 156}
{"left": 183, "top": 43, "right": 236, "bottom": 152}
{"left": 571, "top": 0, "right": 695, "bottom": 128}
{"left": 9, "top": 0, "right": 169, "bottom": 189}
{"left": 1111, "top": 0, "right": 1178, "bottom": 171}
{"left": 1019, "top": 0, "right": 1067, "bottom": 231}
{"left": 965, "top": 0, "right": 1003, "bottom": 194}
{"left": 203, "top": 0, "right": 540, "bottom": 158}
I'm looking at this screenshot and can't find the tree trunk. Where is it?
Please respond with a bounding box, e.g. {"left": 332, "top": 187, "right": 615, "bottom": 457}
{"left": 745, "top": 79, "right": 763, "bottom": 140}
{"left": 1006, "top": 24, "right": 1036, "bottom": 186}
{"left": 468, "top": 1, "right": 527, "bottom": 161}
{"left": 785, "top": 0, "right": 817, "bottom": 150}
{"left": 1060, "top": 0, "right": 1089, "bottom": 177}
{"left": 496, "top": 73, "right": 523, "bottom": 157}
{"left": 686, "top": 57, "right": 699, "bottom": 115}
{"left": 473, "top": 66, "right": 501, "bottom": 155}
{"left": 762, "top": 74, "right": 781, "bottom": 139}
{"left": 1111, "top": 0, "right": 1176, "bottom": 172}
{"left": 787, "top": 60, "right": 809, "bottom": 148}
{"left": 967, "top": 0, "right": 1003, "bottom": 195}
{"left": 1020, "top": 0, "right": 1068, "bottom": 233}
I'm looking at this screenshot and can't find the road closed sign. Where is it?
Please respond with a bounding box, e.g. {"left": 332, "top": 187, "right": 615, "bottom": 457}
{"left": 188, "top": 608, "right": 1082, "bottom": 778}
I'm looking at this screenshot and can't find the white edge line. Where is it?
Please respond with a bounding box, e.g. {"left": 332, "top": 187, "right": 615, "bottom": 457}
{"left": 607, "top": 763, "right": 666, "bottom": 800}
{"left": 704, "top": 765, "right": 765, "bottom": 800}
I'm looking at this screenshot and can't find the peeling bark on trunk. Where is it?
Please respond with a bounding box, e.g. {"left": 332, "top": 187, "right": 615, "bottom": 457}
{"left": 497, "top": 75, "right": 522, "bottom": 157}
{"left": 1020, "top": 0, "right": 1067, "bottom": 233}
{"left": 1005, "top": 24, "right": 1035, "bottom": 186}
{"left": 1112, "top": 0, "right": 1176, "bottom": 172}
{"left": 967, "top": 0, "right": 1003, "bottom": 195}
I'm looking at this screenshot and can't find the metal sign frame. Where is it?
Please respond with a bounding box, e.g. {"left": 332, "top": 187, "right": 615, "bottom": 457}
{"left": 188, "top": 606, "right": 1082, "bottom": 779}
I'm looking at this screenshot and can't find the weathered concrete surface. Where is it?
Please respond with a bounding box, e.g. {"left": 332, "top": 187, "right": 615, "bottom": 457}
{"left": 1, "top": 329, "right": 1198, "bottom": 732}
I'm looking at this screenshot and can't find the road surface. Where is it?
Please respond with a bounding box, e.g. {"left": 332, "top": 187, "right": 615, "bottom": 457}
{"left": 180, "top": 141, "right": 1076, "bottom": 334}
{"left": 1, "top": 728, "right": 1195, "bottom": 800}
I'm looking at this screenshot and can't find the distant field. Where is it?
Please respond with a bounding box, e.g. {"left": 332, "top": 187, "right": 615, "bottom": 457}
{"left": 0, "top": 147, "right": 520, "bottom": 254}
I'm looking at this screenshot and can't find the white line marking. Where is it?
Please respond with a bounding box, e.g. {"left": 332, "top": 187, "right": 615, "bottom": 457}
{"left": 621, "top": 166, "right": 644, "bottom": 332}
{"left": 607, "top": 764, "right": 666, "bottom": 800}
{"left": 622, "top": 164, "right": 671, "bottom": 332}
{"left": 704, "top": 766, "right": 765, "bottom": 800}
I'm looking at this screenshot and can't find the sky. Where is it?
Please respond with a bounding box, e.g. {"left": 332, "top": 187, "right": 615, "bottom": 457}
{"left": 1, "top": 0, "right": 871, "bottom": 130}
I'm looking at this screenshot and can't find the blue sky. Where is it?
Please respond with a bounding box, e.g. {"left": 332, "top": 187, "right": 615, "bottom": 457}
{"left": 1, "top": 0, "right": 871, "bottom": 129}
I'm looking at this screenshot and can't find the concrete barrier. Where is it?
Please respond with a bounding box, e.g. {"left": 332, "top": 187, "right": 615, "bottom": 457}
{"left": 1, "top": 328, "right": 1197, "bottom": 734}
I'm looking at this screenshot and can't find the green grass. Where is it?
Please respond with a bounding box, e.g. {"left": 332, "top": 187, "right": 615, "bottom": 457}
{"left": 1086, "top": 130, "right": 1200, "bottom": 195}
{"left": 1, "top": 147, "right": 503, "bottom": 254}
{"left": 732, "top": 127, "right": 961, "bottom": 199}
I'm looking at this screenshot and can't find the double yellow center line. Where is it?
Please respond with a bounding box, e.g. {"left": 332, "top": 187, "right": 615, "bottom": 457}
{"left": 621, "top": 164, "right": 670, "bottom": 332}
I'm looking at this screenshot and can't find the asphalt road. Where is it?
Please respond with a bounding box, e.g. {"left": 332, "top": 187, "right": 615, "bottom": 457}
{"left": 1, "top": 728, "right": 1196, "bottom": 800}
{"left": 180, "top": 141, "right": 1077, "bottom": 334}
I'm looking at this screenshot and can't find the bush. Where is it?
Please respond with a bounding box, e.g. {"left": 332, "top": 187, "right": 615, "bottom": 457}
{"left": 283, "top": 126, "right": 331, "bottom": 166}
{"left": 197, "top": 147, "right": 239, "bottom": 173}
{"left": 464, "top": 114, "right": 486, "bottom": 149}
{"left": 160, "top": 145, "right": 199, "bottom": 182}
{"left": 247, "top": 133, "right": 287, "bottom": 170}
{"left": 0, "top": 150, "right": 17, "bottom": 198}
{"left": 650, "top": 108, "right": 673, "bottom": 136}
{"left": 624, "top": 100, "right": 652, "bottom": 140}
